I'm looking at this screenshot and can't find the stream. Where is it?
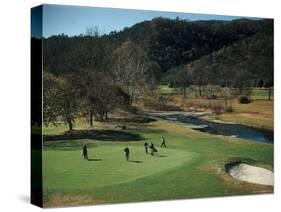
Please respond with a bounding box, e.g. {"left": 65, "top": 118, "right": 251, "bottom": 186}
{"left": 148, "top": 112, "right": 273, "bottom": 144}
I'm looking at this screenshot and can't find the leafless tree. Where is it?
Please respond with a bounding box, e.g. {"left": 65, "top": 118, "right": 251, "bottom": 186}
{"left": 112, "top": 40, "right": 152, "bottom": 103}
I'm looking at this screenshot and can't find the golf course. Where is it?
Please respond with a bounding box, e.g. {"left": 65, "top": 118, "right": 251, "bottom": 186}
{"left": 32, "top": 10, "right": 274, "bottom": 208}
{"left": 42, "top": 111, "right": 273, "bottom": 207}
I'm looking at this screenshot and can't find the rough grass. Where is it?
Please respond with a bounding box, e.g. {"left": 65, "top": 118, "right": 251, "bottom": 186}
{"left": 218, "top": 99, "right": 273, "bottom": 130}
{"left": 154, "top": 85, "right": 274, "bottom": 130}
{"left": 42, "top": 119, "right": 273, "bottom": 207}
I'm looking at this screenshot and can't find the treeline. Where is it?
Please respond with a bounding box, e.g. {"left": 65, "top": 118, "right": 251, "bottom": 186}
{"left": 163, "top": 33, "right": 273, "bottom": 98}
{"left": 119, "top": 18, "right": 273, "bottom": 72}
{"left": 43, "top": 71, "right": 132, "bottom": 130}
{"left": 43, "top": 18, "right": 273, "bottom": 75}
{"left": 42, "top": 38, "right": 156, "bottom": 130}
{"left": 37, "top": 17, "right": 273, "bottom": 129}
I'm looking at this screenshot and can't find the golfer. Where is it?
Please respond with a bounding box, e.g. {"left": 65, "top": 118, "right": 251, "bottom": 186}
{"left": 161, "top": 136, "right": 167, "bottom": 148}
{"left": 149, "top": 142, "right": 157, "bottom": 156}
{"left": 82, "top": 144, "right": 88, "bottom": 160}
{"left": 144, "top": 142, "right": 148, "bottom": 154}
{"left": 124, "top": 147, "right": 130, "bottom": 161}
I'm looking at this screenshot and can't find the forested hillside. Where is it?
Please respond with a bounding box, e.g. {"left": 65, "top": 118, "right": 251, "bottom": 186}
{"left": 164, "top": 33, "right": 273, "bottom": 88}
{"left": 42, "top": 18, "right": 273, "bottom": 78}
{"left": 35, "top": 17, "right": 273, "bottom": 129}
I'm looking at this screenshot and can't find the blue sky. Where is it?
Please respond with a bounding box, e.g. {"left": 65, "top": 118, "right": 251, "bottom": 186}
{"left": 41, "top": 4, "right": 260, "bottom": 37}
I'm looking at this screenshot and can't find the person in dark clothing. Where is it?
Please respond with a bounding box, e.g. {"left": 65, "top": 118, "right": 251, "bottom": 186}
{"left": 144, "top": 142, "right": 148, "bottom": 154}
{"left": 82, "top": 144, "right": 88, "bottom": 160}
{"left": 149, "top": 142, "right": 157, "bottom": 156}
{"left": 161, "top": 136, "right": 167, "bottom": 148}
{"left": 123, "top": 147, "right": 130, "bottom": 161}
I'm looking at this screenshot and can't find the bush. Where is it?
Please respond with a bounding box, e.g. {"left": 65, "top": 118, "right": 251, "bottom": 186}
{"left": 225, "top": 105, "right": 233, "bottom": 112}
{"left": 238, "top": 96, "right": 251, "bottom": 104}
{"left": 143, "top": 96, "right": 180, "bottom": 111}
{"left": 127, "top": 105, "right": 139, "bottom": 114}
{"left": 206, "top": 95, "right": 217, "bottom": 99}
{"left": 212, "top": 103, "right": 223, "bottom": 115}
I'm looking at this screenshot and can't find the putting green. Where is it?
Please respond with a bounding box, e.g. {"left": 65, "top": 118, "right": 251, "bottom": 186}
{"left": 43, "top": 144, "right": 199, "bottom": 191}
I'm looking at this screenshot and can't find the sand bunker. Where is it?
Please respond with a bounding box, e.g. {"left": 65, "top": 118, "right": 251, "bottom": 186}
{"left": 228, "top": 163, "right": 274, "bottom": 186}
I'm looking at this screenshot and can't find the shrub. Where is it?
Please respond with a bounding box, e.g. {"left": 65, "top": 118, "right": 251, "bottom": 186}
{"left": 238, "top": 96, "right": 251, "bottom": 104}
{"left": 206, "top": 95, "right": 217, "bottom": 99}
{"left": 127, "top": 105, "right": 139, "bottom": 114}
{"left": 143, "top": 96, "right": 181, "bottom": 111}
{"left": 212, "top": 103, "right": 223, "bottom": 115}
{"left": 225, "top": 105, "right": 233, "bottom": 112}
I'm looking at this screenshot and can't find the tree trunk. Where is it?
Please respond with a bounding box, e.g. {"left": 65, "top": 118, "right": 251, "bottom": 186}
{"left": 199, "top": 84, "right": 202, "bottom": 96}
{"left": 224, "top": 96, "right": 228, "bottom": 111}
{"left": 68, "top": 119, "right": 73, "bottom": 131}
{"left": 90, "top": 111, "right": 93, "bottom": 126}
{"left": 183, "top": 85, "right": 186, "bottom": 98}
{"left": 100, "top": 113, "right": 104, "bottom": 122}
{"left": 130, "top": 95, "right": 133, "bottom": 105}
{"left": 239, "top": 87, "right": 243, "bottom": 95}
{"left": 105, "top": 111, "right": 108, "bottom": 120}
{"left": 268, "top": 87, "right": 272, "bottom": 101}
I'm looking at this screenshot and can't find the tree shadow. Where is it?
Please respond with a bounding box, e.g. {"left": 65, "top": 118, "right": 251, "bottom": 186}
{"left": 44, "top": 129, "right": 144, "bottom": 142}
{"left": 109, "top": 116, "right": 156, "bottom": 123}
{"left": 156, "top": 155, "right": 168, "bottom": 157}
{"left": 43, "top": 140, "right": 99, "bottom": 150}
{"left": 130, "top": 124, "right": 167, "bottom": 134}
{"left": 87, "top": 158, "right": 103, "bottom": 161}
{"left": 129, "top": 160, "right": 143, "bottom": 163}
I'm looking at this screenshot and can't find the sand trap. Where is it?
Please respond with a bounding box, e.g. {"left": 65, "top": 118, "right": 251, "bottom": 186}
{"left": 228, "top": 163, "right": 274, "bottom": 186}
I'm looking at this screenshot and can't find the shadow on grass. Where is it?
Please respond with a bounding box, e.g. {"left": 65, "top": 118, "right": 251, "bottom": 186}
{"left": 43, "top": 140, "right": 98, "bottom": 150}
{"left": 129, "top": 160, "right": 143, "bottom": 163}
{"left": 224, "top": 157, "right": 258, "bottom": 172}
{"left": 109, "top": 116, "right": 156, "bottom": 123}
{"left": 87, "top": 158, "right": 103, "bottom": 161}
{"left": 130, "top": 124, "right": 167, "bottom": 134}
{"left": 44, "top": 129, "right": 144, "bottom": 142}
{"left": 156, "top": 155, "right": 168, "bottom": 158}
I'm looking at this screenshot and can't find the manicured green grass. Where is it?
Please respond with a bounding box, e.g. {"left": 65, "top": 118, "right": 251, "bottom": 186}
{"left": 43, "top": 119, "right": 93, "bottom": 135}
{"left": 156, "top": 85, "right": 273, "bottom": 100}
{"left": 43, "top": 144, "right": 198, "bottom": 190}
{"left": 43, "top": 120, "right": 273, "bottom": 207}
{"left": 250, "top": 88, "right": 273, "bottom": 100}
{"left": 156, "top": 85, "right": 180, "bottom": 95}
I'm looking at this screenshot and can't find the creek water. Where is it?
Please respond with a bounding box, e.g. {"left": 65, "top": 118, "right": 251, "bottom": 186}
{"left": 149, "top": 112, "right": 273, "bottom": 144}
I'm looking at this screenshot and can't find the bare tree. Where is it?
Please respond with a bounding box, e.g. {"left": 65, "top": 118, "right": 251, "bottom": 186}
{"left": 173, "top": 65, "right": 190, "bottom": 98}
{"left": 112, "top": 40, "right": 151, "bottom": 103}
{"left": 81, "top": 72, "right": 119, "bottom": 124}
{"left": 43, "top": 73, "right": 81, "bottom": 131}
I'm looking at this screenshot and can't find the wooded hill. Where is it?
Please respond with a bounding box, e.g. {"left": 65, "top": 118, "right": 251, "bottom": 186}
{"left": 33, "top": 18, "right": 273, "bottom": 128}
{"left": 164, "top": 32, "right": 273, "bottom": 88}
{"left": 42, "top": 18, "right": 273, "bottom": 86}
